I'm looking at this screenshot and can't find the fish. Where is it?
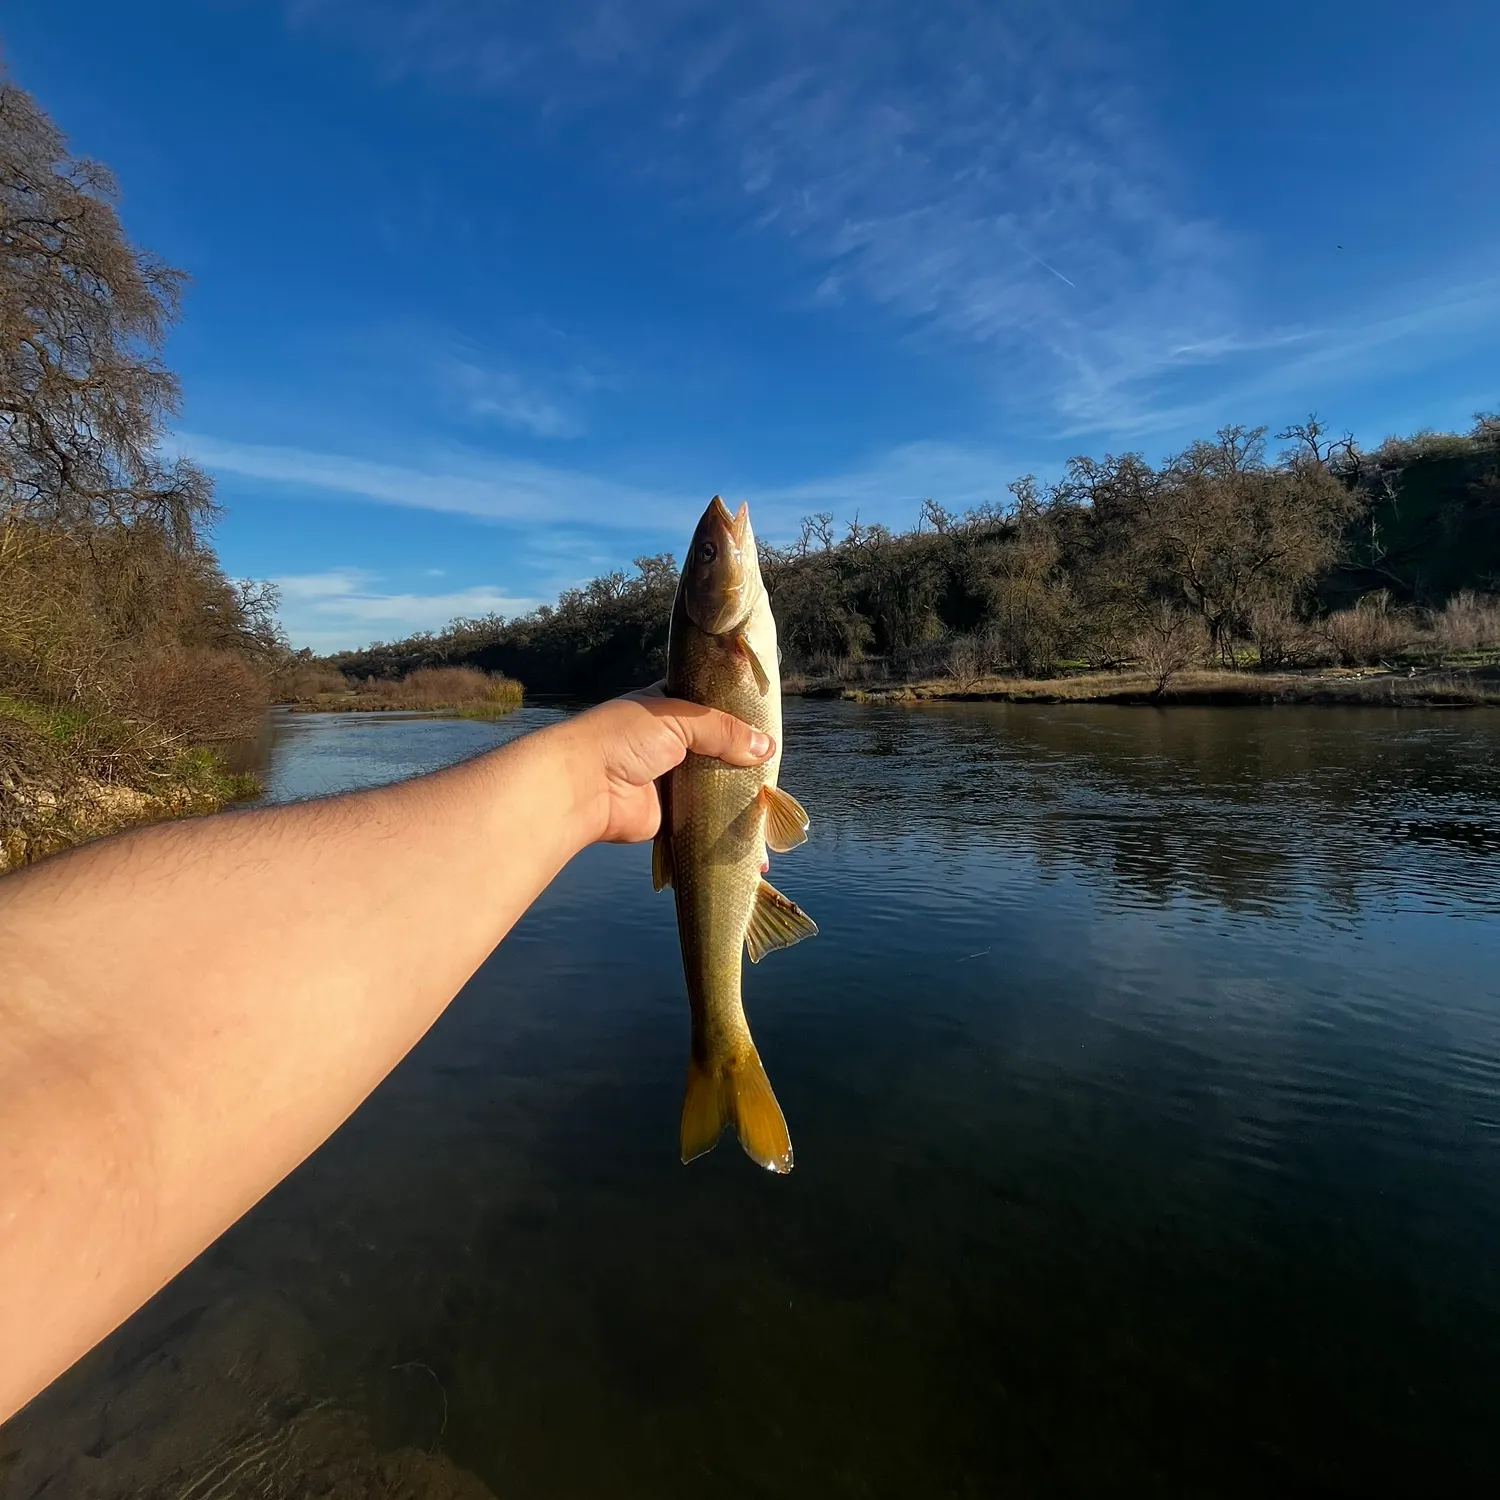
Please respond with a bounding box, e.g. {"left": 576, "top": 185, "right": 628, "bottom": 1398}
{"left": 654, "top": 495, "right": 817, "bottom": 1173}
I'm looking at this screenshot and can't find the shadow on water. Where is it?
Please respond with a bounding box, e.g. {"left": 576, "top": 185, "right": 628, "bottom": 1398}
{"left": 5, "top": 704, "right": 1500, "bottom": 1497}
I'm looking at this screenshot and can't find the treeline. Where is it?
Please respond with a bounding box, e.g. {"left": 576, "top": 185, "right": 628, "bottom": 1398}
{"left": 327, "top": 416, "right": 1500, "bottom": 698}
{"left": 1, "top": 78, "right": 280, "bottom": 862}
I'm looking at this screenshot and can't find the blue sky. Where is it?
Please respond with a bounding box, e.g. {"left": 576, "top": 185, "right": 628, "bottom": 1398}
{"left": 6, "top": 1, "right": 1497, "bottom": 650}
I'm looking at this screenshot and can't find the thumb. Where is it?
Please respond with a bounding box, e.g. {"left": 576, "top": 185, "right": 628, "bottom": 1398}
{"left": 668, "top": 701, "right": 775, "bottom": 767}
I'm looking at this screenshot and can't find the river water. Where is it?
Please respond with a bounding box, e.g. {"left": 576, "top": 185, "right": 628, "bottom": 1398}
{"left": 5, "top": 703, "right": 1500, "bottom": 1497}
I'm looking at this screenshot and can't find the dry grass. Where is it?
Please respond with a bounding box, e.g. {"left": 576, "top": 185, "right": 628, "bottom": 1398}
{"left": 828, "top": 665, "right": 1500, "bottom": 709}
{"left": 290, "top": 665, "right": 523, "bottom": 718}
{"left": 1322, "top": 594, "right": 1412, "bottom": 666}
{"left": 1431, "top": 592, "right": 1500, "bottom": 652}
{"left": 271, "top": 660, "right": 350, "bottom": 702}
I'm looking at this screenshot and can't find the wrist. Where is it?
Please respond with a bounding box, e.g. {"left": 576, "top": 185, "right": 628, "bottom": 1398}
{"left": 533, "top": 716, "right": 610, "bottom": 853}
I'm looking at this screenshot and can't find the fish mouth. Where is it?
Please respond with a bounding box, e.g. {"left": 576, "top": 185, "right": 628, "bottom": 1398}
{"left": 685, "top": 495, "right": 756, "bottom": 635}
{"left": 710, "top": 494, "right": 752, "bottom": 548}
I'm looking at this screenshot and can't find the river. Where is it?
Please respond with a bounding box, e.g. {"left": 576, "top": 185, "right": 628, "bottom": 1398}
{"left": 4, "top": 702, "right": 1500, "bottom": 1497}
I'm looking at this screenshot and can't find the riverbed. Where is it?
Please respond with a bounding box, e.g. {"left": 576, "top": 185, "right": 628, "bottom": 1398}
{"left": 5, "top": 702, "right": 1499, "bottom": 1496}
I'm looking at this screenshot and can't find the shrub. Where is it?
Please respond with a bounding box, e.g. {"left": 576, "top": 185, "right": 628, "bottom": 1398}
{"left": 945, "top": 635, "right": 983, "bottom": 690}
{"left": 271, "top": 660, "right": 351, "bottom": 702}
{"left": 1248, "top": 599, "right": 1317, "bottom": 669}
{"left": 126, "top": 647, "right": 271, "bottom": 743}
{"left": 1322, "top": 593, "right": 1412, "bottom": 666}
{"left": 353, "top": 666, "right": 522, "bottom": 714}
{"left": 1133, "top": 602, "right": 1208, "bottom": 694}
{"left": 1431, "top": 591, "right": 1500, "bottom": 652}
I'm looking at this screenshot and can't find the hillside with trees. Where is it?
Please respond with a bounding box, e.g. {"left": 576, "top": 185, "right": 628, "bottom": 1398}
{"left": 324, "top": 417, "right": 1500, "bottom": 701}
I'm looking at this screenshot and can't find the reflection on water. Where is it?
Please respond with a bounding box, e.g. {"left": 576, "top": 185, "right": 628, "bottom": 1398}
{"left": 5, "top": 704, "right": 1500, "bottom": 1497}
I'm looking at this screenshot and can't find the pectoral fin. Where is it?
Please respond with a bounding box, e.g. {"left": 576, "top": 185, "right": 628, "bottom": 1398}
{"left": 759, "top": 784, "right": 809, "bottom": 852}
{"left": 745, "top": 878, "right": 818, "bottom": 963}
{"left": 737, "top": 633, "right": 771, "bottom": 694}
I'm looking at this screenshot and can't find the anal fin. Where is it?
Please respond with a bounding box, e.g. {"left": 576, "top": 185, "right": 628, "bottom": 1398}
{"left": 759, "top": 784, "right": 809, "bottom": 852}
{"left": 745, "top": 878, "right": 818, "bottom": 964}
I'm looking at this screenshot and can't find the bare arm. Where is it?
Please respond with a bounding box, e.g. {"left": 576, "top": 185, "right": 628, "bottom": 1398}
{"left": 0, "top": 692, "right": 773, "bottom": 1422}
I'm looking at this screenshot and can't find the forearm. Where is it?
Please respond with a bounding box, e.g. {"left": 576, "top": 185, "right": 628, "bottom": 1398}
{"left": 0, "top": 716, "right": 599, "bottom": 1420}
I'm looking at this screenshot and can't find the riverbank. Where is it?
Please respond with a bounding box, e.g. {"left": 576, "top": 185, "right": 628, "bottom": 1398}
{"left": 0, "top": 708, "right": 258, "bottom": 871}
{"left": 278, "top": 665, "right": 524, "bottom": 720}
{"left": 794, "top": 664, "right": 1500, "bottom": 708}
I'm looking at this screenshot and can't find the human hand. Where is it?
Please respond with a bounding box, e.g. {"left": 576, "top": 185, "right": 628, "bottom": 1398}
{"left": 558, "top": 685, "right": 775, "bottom": 847}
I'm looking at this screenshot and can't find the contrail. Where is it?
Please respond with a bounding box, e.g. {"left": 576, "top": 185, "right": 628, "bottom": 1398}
{"left": 1022, "top": 249, "right": 1076, "bottom": 288}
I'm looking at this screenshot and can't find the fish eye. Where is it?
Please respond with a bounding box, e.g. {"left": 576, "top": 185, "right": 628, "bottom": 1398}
{"left": 699, "top": 541, "right": 717, "bottom": 563}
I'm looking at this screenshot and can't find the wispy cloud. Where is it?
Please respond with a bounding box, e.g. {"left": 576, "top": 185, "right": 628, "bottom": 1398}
{"left": 1058, "top": 272, "right": 1500, "bottom": 438}
{"left": 288, "top": 0, "right": 1240, "bottom": 431}
{"left": 184, "top": 426, "right": 1019, "bottom": 540}
{"left": 442, "top": 357, "right": 582, "bottom": 438}
{"left": 272, "top": 567, "right": 546, "bottom": 651}
{"left": 177, "top": 431, "right": 685, "bottom": 527}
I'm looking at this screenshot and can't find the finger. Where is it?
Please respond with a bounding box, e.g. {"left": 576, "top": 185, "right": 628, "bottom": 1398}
{"left": 660, "top": 700, "right": 774, "bottom": 766}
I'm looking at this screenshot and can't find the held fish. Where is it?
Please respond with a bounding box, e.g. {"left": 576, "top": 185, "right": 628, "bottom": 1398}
{"left": 655, "top": 496, "right": 816, "bottom": 1173}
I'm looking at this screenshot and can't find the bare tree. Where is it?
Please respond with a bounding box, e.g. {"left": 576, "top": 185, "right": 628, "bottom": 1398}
{"left": 1133, "top": 601, "right": 1206, "bottom": 696}
{"left": 0, "top": 78, "right": 215, "bottom": 539}
{"left": 1134, "top": 427, "right": 1358, "bottom": 665}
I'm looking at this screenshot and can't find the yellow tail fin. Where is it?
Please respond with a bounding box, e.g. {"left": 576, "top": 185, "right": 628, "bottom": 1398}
{"left": 679, "top": 1049, "right": 794, "bottom": 1174}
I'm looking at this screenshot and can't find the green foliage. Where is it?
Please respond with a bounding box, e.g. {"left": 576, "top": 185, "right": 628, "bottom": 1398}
{"left": 1329, "top": 415, "right": 1500, "bottom": 605}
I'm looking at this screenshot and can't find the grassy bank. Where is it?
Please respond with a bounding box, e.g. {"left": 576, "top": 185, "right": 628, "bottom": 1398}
{"left": 277, "top": 664, "right": 524, "bottom": 719}
{"left": 0, "top": 698, "right": 259, "bottom": 871}
{"left": 803, "top": 664, "right": 1500, "bottom": 709}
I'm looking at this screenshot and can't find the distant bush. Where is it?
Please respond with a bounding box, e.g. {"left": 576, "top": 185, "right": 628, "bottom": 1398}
{"left": 1431, "top": 591, "right": 1500, "bottom": 652}
{"left": 1364, "top": 430, "right": 1481, "bottom": 468}
{"left": 1247, "top": 599, "right": 1320, "bottom": 670}
{"left": 945, "top": 635, "right": 984, "bottom": 690}
{"left": 271, "top": 659, "right": 351, "bottom": 702}
{"left": 1133, "top": 602, "right": 1209, "bottom": 694}
{"left": 1323, "top": 593, "right": 1412, "bottom": 666}
{"left": 363, "top": 665, "right": 522, "bottom": 712}
{"left": 282, "top": 665, "right": 523, "bottom": 717}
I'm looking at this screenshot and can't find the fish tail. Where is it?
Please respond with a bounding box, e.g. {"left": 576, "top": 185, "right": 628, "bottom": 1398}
{"left": 679, "top": 1048, "right": 793, "bottom": 1174}
{"left": 679, "top": 1056, "right": 730, "bottom": 1165}
{"left": 730, "top": 1047, "right": 795, "bottom": 1174}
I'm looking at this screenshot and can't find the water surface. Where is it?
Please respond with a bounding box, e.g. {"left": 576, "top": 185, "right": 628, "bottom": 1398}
{"left": 5, "top": 703, "right": 1500, "bottom": 1497}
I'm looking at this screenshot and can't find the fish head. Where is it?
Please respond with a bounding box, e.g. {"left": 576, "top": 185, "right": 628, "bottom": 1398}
{"left": 683, "top": 495, "right": 759, "bottom": 636}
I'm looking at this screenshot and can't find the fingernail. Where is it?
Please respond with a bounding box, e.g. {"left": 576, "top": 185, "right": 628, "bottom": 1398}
{"left": 748, "top": 731, "right": 773, "bottom": 759}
